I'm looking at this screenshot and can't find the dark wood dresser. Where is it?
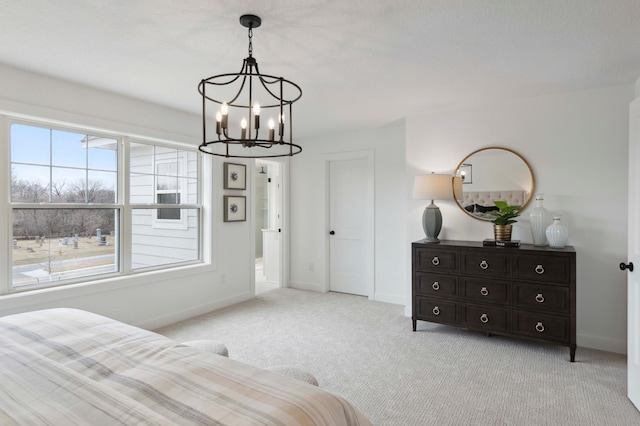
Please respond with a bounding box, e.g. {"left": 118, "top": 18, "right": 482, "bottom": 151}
{"left": 412, "top": 240, "right": 576, "bottom": 361}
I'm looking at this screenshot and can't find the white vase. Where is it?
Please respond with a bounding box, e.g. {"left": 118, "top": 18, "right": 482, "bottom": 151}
{"left": 546, "top": 216, "right": 569, "bottom": 249}
{"left": 529, "top": 194, "right": 552, "bottom": 246}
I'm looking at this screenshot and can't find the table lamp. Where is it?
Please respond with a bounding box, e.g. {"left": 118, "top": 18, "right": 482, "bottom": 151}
{"left": 413, "top": 173, "right": 453, "bottom": 243}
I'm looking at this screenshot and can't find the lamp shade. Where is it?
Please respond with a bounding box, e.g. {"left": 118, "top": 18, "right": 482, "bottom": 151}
{"left": 413, "top": 174, "right": 453, "bottom": 201}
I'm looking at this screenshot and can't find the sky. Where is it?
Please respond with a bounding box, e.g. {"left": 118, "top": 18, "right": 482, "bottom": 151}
{"left": 10, "top": 123, "right": 118, "bottom": 196}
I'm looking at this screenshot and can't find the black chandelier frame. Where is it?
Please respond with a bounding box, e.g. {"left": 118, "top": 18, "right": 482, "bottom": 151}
{"left": 198, "top": 14, "right": 303, "bottom": 158}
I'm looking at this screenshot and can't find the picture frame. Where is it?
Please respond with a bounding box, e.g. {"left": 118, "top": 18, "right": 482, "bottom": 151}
{"left": 460, "top": 163, "right": 473, "bottom": 184}
{"left": 223, "top": 162, "right": 246, "bottom": 190}
{"left": 223, "top": 195, "right": 246, "bottom": 222}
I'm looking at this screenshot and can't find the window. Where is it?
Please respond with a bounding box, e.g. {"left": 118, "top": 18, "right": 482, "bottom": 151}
{"left": 8, "top": 120, "right": 202, "bottom": 292}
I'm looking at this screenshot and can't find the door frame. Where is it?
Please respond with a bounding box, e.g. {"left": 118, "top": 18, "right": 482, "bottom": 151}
{"left": 250, "top": 157, "right": 289, "bottom": 295}
{"left": 627, "top": 95, "right": 640, "bottom": 411}
{"left": 323, "top": 150, "right": 375, "bottom": 299}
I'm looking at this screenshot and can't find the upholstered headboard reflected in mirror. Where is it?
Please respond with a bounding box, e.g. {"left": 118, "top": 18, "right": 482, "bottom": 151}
{"left": 453, "top": 147, "right": 535, "bottom": 221}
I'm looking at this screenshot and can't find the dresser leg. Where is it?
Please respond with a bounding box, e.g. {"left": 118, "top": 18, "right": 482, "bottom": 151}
{"left": 412, "top": 318, "right": 417, "bottom": 331}
{"left": 570, "top": 345, "right": 577, "bottom": 362}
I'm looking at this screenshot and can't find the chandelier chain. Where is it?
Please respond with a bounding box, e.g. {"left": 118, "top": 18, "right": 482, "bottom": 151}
{"left": 248, "top": 27, "right": 253, "bottom": 57}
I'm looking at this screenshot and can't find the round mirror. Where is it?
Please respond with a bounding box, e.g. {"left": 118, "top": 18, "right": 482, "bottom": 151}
{"left": 453, "top": 147, "right": 535, "bottom": 221}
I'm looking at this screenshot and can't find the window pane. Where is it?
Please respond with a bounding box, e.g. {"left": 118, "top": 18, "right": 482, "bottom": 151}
{"left": 51, "top": 129, "right": 87, "bottom": 168}
{"left": 130, "top": 142, "right": 154, "bottom": 175}
{"left": 131, "top": 208, "right": 199, "bottom": 269}
{"left": 11, "top": 164, "right": 50, "bottom": 202}
{"left": 88, "top": 171, "right": 117, "bottom": 203}
{"left": 12, "top": 209, "right": 118, "bottom": 290}
{"left": 157, "top": 175, "right": 178, "bottom": 191}
{"left": 185, "top": 177, "right": 198, "bottom": 204}
{"left": 51, "top": 167, "right": 85, "bottom": 202}
{"left": 10, "top": 123, "right": 50, "bottom": 165}
{"left": 87, "top": 137, "right": 118, "bottom": 171}
{"left": 157, "top": 194, "right": 181, "bottom": 220}
{"left": 130, "top": 173, "right": 154, "bottom": 203}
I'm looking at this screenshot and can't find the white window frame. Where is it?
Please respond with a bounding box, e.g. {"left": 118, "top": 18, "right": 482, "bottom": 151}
{"left": 3, "top": 116, "right": 204, "bottom": 294}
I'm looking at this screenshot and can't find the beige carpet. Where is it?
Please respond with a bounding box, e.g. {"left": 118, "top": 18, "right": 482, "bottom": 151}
{"left": 156, "top": 288, "right": 639, "bottom": 425}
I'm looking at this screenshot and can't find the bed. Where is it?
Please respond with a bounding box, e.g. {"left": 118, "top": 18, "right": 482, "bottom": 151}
{"left": 0, "top": 308, "right": 371, "bottom": 425}
{"left": 459, "top": 190, "right": 527, "bottom": 220}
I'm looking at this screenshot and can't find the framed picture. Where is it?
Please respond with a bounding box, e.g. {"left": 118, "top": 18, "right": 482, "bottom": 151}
{"left": 223, "top": 195, "right": 246, "bottom": 222}
{"left": 460, "top": 163, "right": 473, "bottom": 184}
{"left": 223, "top": 162, "right": 246, "bottom": 190}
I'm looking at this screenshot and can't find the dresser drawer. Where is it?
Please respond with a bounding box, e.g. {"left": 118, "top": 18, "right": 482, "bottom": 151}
{"left": 512, "top": 311, "right": 570, "bottom": 343}
{"left": 414, "top": 272, "right": 458, "bottom": 299}
{"left": 460, "top": 250, "right": 509, "bottom": 278}
{"left": 512, "top": 254, "right": 571, "bottom": 284}
{"left": 461, "top": 304, "right": 510, "bottom": 333}
{"left": 413, "top": 247, "right": 458, "bottom": 273}
{"left": 513, "top": 283, "right": 570, "bottom": 313}
{"left": 461, "top": 277, "right": 510, "bottom": 305}
{"left": 415, "top": 296, "right": 458, "bottom": 325}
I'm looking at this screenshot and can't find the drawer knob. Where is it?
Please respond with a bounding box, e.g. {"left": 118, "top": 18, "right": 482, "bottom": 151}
{"left": 535, "top": 264, "right": 545, "bottom": 274}
{"left": 480, "top": 313, "right": 489, "bottom": 323}
{"left": 535, "top": 293, "right": 545, "bottom": 303}
{"left": 535, "top": 322, "right": 545, "bottom": 333}
{"left": 480, "top": 286, "right": 489, "bottom": 296}
{"left": 432, "top": 306, "right": 440, "bottom": 316}
{"left": 432, "top": 282, "right": 440, "bottom": 291}
{"left": 480, "top": 260, "right": 489, "bottom": 270}
{"left": 432, "top": 256, "right": 440, "bottom": 266}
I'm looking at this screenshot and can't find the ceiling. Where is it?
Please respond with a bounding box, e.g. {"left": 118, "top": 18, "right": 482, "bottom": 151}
{"left": 2, "top": 0, "right": 640, "bottom": 140}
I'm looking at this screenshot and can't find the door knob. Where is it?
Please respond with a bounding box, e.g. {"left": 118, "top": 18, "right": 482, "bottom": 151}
{"left": 329, "top": 230, "right": 335, "bottom": 235}
{"left": 620, "top": 262, "right": 634, "bottom": 272}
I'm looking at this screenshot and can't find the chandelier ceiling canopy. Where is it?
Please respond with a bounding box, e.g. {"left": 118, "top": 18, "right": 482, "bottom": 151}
{"left": 198, "top": 14, "right": 302, "bottom": 158}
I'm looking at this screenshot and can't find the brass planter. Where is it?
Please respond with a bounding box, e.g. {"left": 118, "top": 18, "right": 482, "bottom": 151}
{"left": 493, "top": 224, "right": 513, "bottom": 242}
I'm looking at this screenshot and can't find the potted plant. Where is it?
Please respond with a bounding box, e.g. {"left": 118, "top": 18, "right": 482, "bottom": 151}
{"left": 488, "top": 200, "right": 521, "bottom": 241}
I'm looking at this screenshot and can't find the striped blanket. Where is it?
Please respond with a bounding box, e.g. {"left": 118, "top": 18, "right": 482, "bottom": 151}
{"left": 0, "top": 308, "right": 371, "bottom": 425}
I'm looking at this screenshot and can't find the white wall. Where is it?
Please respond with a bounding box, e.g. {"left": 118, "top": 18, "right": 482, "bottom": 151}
{"left": 290, "top": 121, "right": 407, "bottom": 304}
{"left": 1, "top": 62, "right": 633, "bottom": 354}
{"left": 0, "top": 63, "right": 254, "bottom": 329}
{"left": 406, "top": 84, "right": 634, "bottom": 353}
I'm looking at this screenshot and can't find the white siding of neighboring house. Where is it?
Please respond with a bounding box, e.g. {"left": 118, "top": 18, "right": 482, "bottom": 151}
{"left": 129, "top": 144, "right": 199, "bottom": 269}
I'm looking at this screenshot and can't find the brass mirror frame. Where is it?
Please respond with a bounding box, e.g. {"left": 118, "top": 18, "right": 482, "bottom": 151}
{"left": 453, "top": 146, "right": 535, "bottom": 221}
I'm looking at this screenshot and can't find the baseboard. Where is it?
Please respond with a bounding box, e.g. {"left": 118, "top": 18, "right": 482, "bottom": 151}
{"left": 288, "top": 281, "right": 325, "bottom": 292}
{"left": 404, "top": 305, "right": 412, "bottom": 317}
{"left": 577, "top": 333, "right": 626, "bottom": 355}
{"left": 374, "top": 293, "right": 406, "bottom": 306}
{"left": 138, "top": 291, "right": 253, "bottom": 331}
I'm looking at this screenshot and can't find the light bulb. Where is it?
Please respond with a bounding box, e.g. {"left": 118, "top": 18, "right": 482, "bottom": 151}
{"left": 268, "top": 118, "right": 275, "bottom": 141}
{"left": 221, "top": 102, "right": 229, "bottom": 115}
{"left": 240, "top": 117, "right": 247, "bottom": 139}
{"left": 253, "top": 102, "right": 260, "bottom": 115}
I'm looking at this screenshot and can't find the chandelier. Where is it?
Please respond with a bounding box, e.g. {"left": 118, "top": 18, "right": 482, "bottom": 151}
{"left": 198, "top": 14, "right": 303, "bottom": 158}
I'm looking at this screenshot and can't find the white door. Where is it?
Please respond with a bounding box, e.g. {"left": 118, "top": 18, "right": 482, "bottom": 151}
{"left": 627, "top": 96, "right": 640, "bottom": 410}
{"left": 328, "top": 156, "right": 373, "bottom": 297}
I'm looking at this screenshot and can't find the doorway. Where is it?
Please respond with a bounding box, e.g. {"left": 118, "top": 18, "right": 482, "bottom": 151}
{"left": 255, "top": 160, "right": 282, "bottom": 294}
